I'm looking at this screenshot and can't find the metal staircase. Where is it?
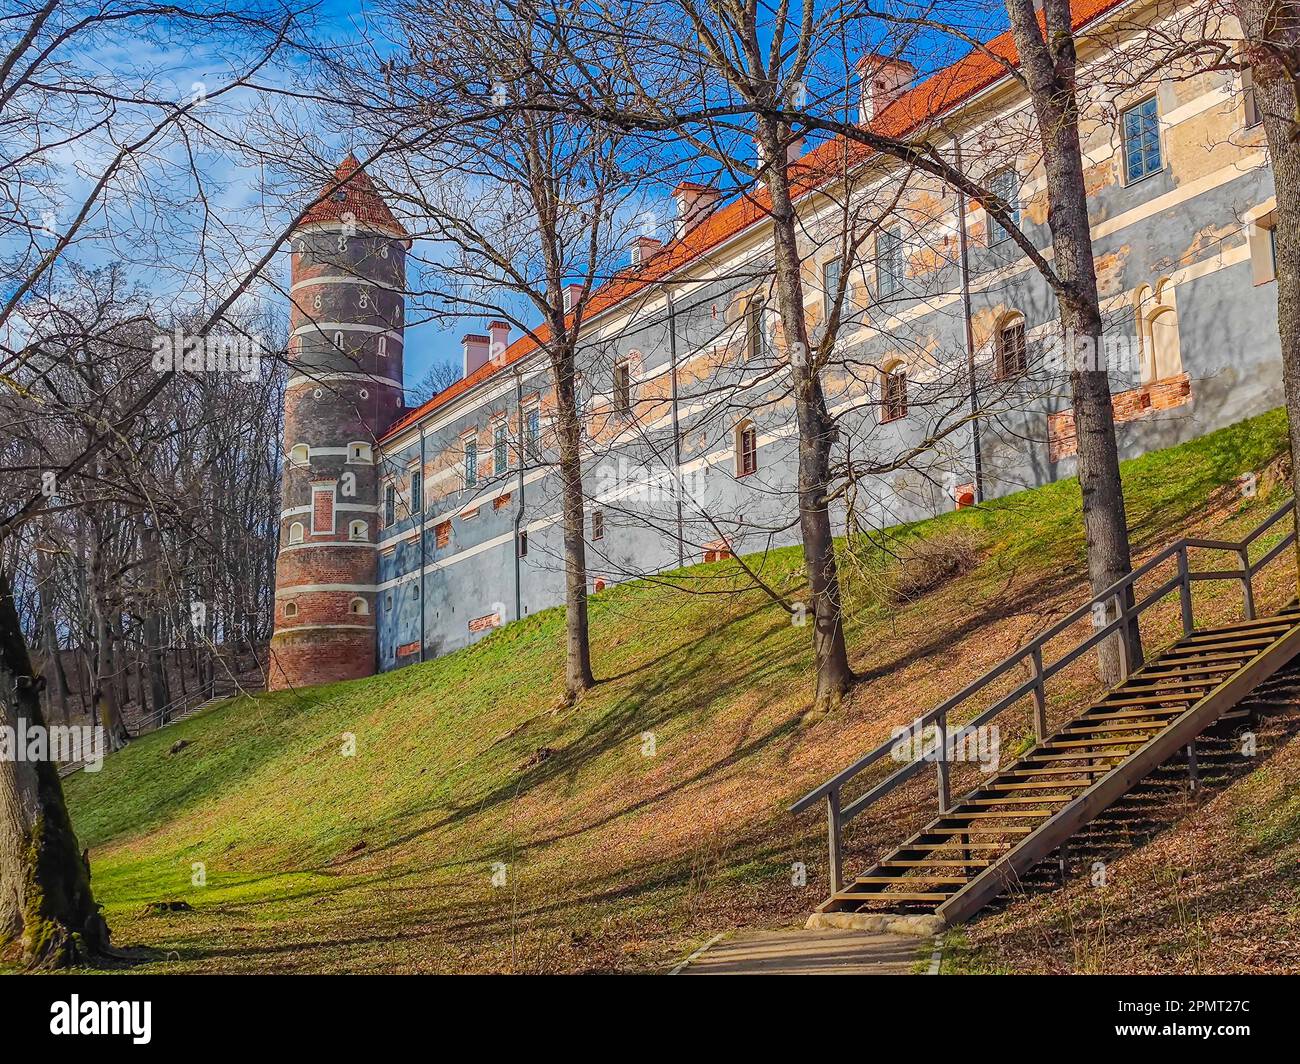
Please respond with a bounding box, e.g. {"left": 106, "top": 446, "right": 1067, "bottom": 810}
{"left": 790, "top": 499, "right": 1300, "bottom": 926}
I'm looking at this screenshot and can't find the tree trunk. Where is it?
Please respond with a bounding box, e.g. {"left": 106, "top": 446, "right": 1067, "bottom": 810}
{"left": 764, "top": 123, "right": 856, "bottom": 714}
{"left": 1007, "top": 0, "right": 1141, "bottom": 682}
{"left": 0, "top": 565, "right": 109, "bottom": 968}
{"left": 1241, "top": 1, "right": 1300, "bottom": 590}
{"left": 36, "top": 544, "right": 69, "bottom": 725}
{"left": 552, "top": 351, "right": 596, "bottom": 701}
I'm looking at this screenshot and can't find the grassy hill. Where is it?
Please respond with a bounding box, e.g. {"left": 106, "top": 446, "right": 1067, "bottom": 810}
{"left": 62, "top": 407, "right": 1300, "bottom": 973}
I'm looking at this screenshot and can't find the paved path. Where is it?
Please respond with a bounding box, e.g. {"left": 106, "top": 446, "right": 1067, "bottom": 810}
{"left": 676, "top": 929, "right": 931, "bottom": 975}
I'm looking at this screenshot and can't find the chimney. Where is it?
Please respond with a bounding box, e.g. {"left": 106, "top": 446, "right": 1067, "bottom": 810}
{"left": 631, "top": 236, "right": 662, "bottom": 267}
{"left": 856, "top": 55, "right": 916, "bottom": 125}
{"left": 462, "top": 333, "right": 490, "bottom": 377}
{"left": 563, "top": 282, "right": 585, "bottom": 313}
{"left": 786, "top": 136, "right": 805, "bottom": 164}
{"left": 488, "top": 320, "right": 510, "bottom": 364}
{"left": 672, "top": 182, "right": 720, "bottom": 238}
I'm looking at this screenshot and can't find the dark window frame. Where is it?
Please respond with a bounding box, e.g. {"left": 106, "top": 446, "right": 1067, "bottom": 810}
{"left": 1122, "top": 96, "right": 1163, "bottom": 184}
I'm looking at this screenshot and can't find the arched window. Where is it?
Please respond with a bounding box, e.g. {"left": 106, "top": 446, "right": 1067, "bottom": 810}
{"left": 332, "top": 330, "right": 344, "bottom": 350}
{"left": 735, "top": 420, "right": 758, "bottom": 476}
{"left": 378, "top": 335, "right": 388, "bottom": 357}
{"left": 348, "top": 441, "right": 372, "bottom": 464}
{"left": 994, "top": 313, "right": 1027, "bottom": 380}
{"left": 349, "top": 520, "right": 368, "bottom": 541}
{"left": 348, "top": 597, "right": 368, "bottom": 616}
{"left": 593, "top": 578, "right": 607, "bottom": 592}
{"left": 284, "top": 601, "right": 298, "bottom": 618}
{"left": 881, "top": 362, "right": 908, "bottom": 423}
{"left": 288, "top": 522, "right": 305, "bottom": 544}
{"left": 289, "top": 443, "right": 309, "bottom": 466}
{"left": 1136, "top": 279, "right": 1182, "bottom": 384}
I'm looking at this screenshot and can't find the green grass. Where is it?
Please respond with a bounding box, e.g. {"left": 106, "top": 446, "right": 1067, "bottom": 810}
{"left": 57, "top": 407, "right": 1297, "bottom": 972}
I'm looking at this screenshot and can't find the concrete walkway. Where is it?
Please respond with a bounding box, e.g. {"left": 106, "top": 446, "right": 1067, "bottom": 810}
{"left": 676, "top": 928, "right": 930, "bottom": 975}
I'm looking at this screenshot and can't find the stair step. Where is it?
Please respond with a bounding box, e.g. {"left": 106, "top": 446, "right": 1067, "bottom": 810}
{"left": 832, "top": 891, "right": 954, "bottom": 902}
{"left": 920, "top": 826, "right": 1034, "bottom": 836}
{"left": 1081, "top": 707, "right": 1185, "bottom": 720}
{"left": 938, "top": 810, "right": 1056, "bottom": 819}
{"left": 1100, "top": 693, "right": 1200, "bottom": 707}
{"left": 879, "top": 859, "right": 992, "bottom": 868}
{"left": 965, "top": 795, "right": 1075, "bottom": 805}
{"left": 849, "top": 876, "right": 970, "bottom": 885}
{"left": 994, "top": 779, "right": 1095, "bottom": 789}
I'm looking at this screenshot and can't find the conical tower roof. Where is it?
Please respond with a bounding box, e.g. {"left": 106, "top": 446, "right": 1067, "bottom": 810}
{"left": 299, "top": 153, "right": 408, "bottom": 238}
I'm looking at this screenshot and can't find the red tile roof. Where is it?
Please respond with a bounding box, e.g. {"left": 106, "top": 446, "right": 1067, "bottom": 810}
{"left": 381, "top": 0, "right": 1125, "bottom": 441}
{"left": 301, "top": 153, "right": 409, "bottom": 239}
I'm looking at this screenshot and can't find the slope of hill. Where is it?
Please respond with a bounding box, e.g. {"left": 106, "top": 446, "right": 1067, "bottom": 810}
{"left": 61, "top": 408, "right": 1300, "bottom": 973}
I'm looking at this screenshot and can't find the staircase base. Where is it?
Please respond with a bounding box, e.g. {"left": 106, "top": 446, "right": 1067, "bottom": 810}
{"left": 806, "top": 911, "right": 945, "bottom": 938}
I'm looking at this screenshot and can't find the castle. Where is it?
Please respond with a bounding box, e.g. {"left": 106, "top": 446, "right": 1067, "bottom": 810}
{"left": 269, "top": 0, "right": 1285, "bottom": 690}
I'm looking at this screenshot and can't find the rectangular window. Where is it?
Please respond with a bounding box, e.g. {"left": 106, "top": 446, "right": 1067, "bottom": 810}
{"left": 435, "top": 520, "right": 451, "bottom": 548}
{"left": 518, "top": 529, "right": 529, "bottom": 558}
{"left": 592, "top": 510, "right": 604, "bottom": 541}
{"left": 463, "top": 437, "right": 478, "bottom": 487}
{"left": 746, "top": 298, "right": 766, "bottom": 359}
{"left": 876, "top": 227, "right": 903, "bottom": 299}
{"left": 525, "top": 406, "right": 540, "bottom": 457}
{"left": 822, "top": 259, "right": 841, "bottom": 320}
{"left": 383, "top": 482, "right": 396, "bottom": 528}
{"left": 493, "top": 421, "right": 508, "bottom": 474}
{"left": 409, "top": 469, "right": 422, "bottom": 514}
{"left": 987, "top": 168, "right": 1019, "bottom": 245}
{"left": 613, "top": 361, "right": 632, "bottom": 414}
{"left": 1123, "top": 96, "right": 1163, "bottom": 183}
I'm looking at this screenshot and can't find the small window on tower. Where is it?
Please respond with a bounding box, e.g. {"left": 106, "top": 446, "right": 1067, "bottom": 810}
{"left": 284, "top": 601, "right": 299, "bottom": 618}
{"left": 288, "top": 522, "right": 305, "bottom": 545}
{"left": 289, "top": 443, "right": 310, "bottom": 466}
{"left": 378, "top": 336, "right": 388, "bottom": 357}
{"left": 349, "top": 597, "right": 369, "bottom": 616}
{"left": 348, "top": 442, "right": 372, "bottom": 464}
{"left": 333, "top": 330, "right": 344, "bottom": 350}
{"left": 349, "top": 520, "right": 368, "bottom": 541}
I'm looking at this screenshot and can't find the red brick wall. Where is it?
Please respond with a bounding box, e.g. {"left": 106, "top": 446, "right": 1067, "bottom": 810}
{"left": 1048, "top": 373, "right": 1191, "bottom": 462}
{"left": 269, "top": 627, "right": 375, "bottom": 690}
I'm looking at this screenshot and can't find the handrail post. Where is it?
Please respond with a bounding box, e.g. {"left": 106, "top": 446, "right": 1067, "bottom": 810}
{"left": 1030, "top": 646, "right": 1047, "bottom": 741}
{"left": 1238, "top": 546, "right": 1256, "bottom": 621}
{"left": 1177, "top": 546, "right": 1194, "bottom": 635}
{"left": 935, "top": 713, "right": 951, "bottom": 813}
{"left": 826, "top": 788, "right": 843, "bottom": 896}
{"left": 1114, "top": 591, "right": 1131, "bottom": 681}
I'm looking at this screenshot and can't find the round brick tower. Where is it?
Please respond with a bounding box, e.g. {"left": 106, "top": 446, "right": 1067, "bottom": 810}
{"left": 269, "top": 155, "right": 408, "bottom": 690}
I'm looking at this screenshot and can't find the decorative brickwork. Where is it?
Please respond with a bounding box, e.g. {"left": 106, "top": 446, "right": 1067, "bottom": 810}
{"left": 269, "top": 157, "right": 407, "bottom": 690}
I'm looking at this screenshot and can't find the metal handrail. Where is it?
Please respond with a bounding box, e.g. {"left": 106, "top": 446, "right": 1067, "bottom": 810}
{"left": 789, "top": 496, "right": 1297, "bottom": 894}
